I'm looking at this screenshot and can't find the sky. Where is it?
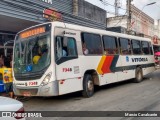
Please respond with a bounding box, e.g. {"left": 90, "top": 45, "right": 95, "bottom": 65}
{"left": 85, "top": 0, "right": 160, "bottom": 23}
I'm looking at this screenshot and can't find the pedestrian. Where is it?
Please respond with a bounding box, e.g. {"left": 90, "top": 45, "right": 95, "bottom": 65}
{"left": 3, "top": 67, "right": 14, "bottom": 98}
{"left": 10, "top": 54, "right": 13, "bottom": 68}
{"left": 82, "top": 42, "right": 89, "bottom": 55}
{"left": 33, "top": 46, "right": 41, "bottom": 64}
{"left": 62, "top": 49, "right": 67, "bottom": 56}
{"left": 38, "top": 44, "right": 48, "bottom": 63}
{"left": 2, "top": 56, "right": 16, "bottom": 99}
{"left": 0, "top": 57, "right": 4, "bottom": 68}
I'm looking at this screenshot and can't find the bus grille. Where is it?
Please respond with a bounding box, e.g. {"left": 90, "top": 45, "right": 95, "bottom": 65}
{"left": 18, "top": 89, "right": 38, "bottom": 96}
{"left": 14, "top": 68, "right": 46, "bottom": 81}
{"left": 15, "top": 74, "right": 42, "bottom": 81}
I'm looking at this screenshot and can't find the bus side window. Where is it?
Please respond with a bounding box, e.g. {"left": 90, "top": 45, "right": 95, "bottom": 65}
{"left": 81, "top": 32, "right": 103, "bottom": 55}
{"left": 142, "top": 41, "right": 150, "bottom": 55}
{"left": 132, "top": 39, "right": 141, "bottom": 55}
{"left": 119, "top": 38, "right": 131, "bottom": 55}
{"left": 149, "top": 42, "right": 153, "bottom": 55}
{"left": 102, "top": 35, "right": 118, "bottom": 55}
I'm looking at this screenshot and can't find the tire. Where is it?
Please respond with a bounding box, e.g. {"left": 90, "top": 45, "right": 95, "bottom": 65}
{"left": 134, "top": 67, "right": 143, "bottom": 83}
{"left": 82, "top": 74, "right": 94, "bottom": 98}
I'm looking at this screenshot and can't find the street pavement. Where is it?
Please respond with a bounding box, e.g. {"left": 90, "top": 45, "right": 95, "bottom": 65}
{"left": 21, "top": 69, "right": 160, "bottom": 120}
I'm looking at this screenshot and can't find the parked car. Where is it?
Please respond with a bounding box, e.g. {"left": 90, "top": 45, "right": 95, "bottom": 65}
{"left": 155, "top": 52, "right": 160, "bottom": 67}
{"left": 0, "top": 96, "right": 25, "bottom": 119}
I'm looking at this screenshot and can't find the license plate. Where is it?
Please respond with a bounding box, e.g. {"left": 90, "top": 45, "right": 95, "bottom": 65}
{"left": 23, "top": 92, "right": 31, "bottom": 96}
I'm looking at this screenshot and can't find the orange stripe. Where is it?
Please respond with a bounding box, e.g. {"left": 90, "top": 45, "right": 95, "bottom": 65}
{"left": 97, "top": 55, "right": 106, "bottom": 74}
{"left": 101, "top": 56, "right": 114, "bottom": 74}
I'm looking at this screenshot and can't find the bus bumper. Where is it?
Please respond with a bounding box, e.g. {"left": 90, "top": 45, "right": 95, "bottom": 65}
{"left": 13, "top": 81, "right": 59, "bottom": 97}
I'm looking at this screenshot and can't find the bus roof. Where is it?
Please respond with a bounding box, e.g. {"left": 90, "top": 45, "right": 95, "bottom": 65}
{"left": 17, "top": 21, "right": 151, "bottom": 42}
{"left": 52, "top": 22, "right": 151, "bottom": 42}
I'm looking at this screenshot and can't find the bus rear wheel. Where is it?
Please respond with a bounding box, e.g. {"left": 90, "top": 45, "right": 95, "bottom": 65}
{"left": 134, "top": 67, "right": 143, "bottom": 83}
{"left": 82, "top": 74, "right": 94, "bottom": 98}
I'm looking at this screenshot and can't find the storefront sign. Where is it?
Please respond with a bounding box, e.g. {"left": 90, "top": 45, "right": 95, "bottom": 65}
{"left": 43, "top": 8, "right": 62, "bottom": 21}
{"left": 40, "top": 0, "right": 52, "bottom": 4}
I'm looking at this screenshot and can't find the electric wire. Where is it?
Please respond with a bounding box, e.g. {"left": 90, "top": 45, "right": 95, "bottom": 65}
{"left": 99, "top": 0, "right": 127, "bottom": 11}
{"left": 113, "top": 11, "right": 127, "bottom": 27}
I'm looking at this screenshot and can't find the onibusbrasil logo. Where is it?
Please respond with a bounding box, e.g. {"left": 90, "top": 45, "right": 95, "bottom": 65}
{"left": 2, "top": 112, "right": 42, "bottom": 118}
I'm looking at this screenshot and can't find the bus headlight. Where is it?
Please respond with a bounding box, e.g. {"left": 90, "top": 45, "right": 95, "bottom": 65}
{"left": 41, "top": 73, "right": 52, "bottom": 86}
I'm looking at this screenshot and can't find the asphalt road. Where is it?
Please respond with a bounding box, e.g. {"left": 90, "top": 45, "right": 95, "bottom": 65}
{"left": 23, "top": 69, "right": 160, "bottom": 120}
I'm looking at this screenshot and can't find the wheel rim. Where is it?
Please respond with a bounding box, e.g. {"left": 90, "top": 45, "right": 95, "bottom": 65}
{"left": 87, "top": 80, "right": 93, "bottom": 91}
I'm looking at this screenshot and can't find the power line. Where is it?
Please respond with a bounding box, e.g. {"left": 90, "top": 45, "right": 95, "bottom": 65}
{"left": 100, "top": 0, "right": 127, "bottom": 11}
{"left": 156, "top": 4, "right": 160, "bottom": 9}
{"left": 113, "top": 11, "right": 127, "bottom": 27}
{"left": 115, "top": 0, "right": 121, "bottom": 16}
{"left": 107, "top": 11, "right": 125, "bottom": 16}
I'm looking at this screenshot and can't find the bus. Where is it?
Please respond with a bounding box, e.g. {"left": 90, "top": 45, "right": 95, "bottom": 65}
{"left": 13, "top": 22, "right": 155, "bottom": 97}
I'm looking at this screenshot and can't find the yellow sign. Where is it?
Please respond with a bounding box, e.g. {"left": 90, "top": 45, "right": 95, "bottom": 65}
{"left": 0, "top": 68, "right": 13, "bottom": 83}
{"left": 20, "top": 27, "right": 45, "bottom": 39}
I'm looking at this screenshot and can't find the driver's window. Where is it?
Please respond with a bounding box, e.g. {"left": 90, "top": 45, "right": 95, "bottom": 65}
{"left": 67, "top": 38, "right": 77, "bottom": 56}
{"left": 56, "top": 36, "right": 63, "bottom": 60}
{"left": 56, "top": 36, "right": 77, "bottom": 59}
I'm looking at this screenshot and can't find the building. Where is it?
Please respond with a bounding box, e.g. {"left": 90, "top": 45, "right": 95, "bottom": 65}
{"left": 107, "top": 15, "right": 128, "bottom": 29}
{"left": 131, "top": 5, "right": 154, "bottom": 38}
{"left": 107, "top": 5, "right": 160, "bottom": 53}
{"left": 77, "top": 0, "right": 106, "bottom": 25}
{"left": 107, "top": 5, "right": 155, "bottom": 38}
{"left": 153, "top": 20, "right": 160, "bottom": 53}
{"left": 0, "top": 0, "right": 106, "bottom": 59}
{"left": 154, "top": 20, "right": 160, "bottom": 38}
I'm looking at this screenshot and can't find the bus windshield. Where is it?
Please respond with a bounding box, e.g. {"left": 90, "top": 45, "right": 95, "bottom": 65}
{"left": 13, "top": 32, "right": 51, "bottom": 74}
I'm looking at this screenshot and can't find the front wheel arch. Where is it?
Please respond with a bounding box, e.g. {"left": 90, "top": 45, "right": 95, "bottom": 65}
{"left": 82, "top": 73, "right": 94, "bottom": 98}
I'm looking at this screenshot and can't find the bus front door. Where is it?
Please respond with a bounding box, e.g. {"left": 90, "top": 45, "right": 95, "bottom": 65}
{"left": 55, "top": 29, "right": 81, "bottom": 95}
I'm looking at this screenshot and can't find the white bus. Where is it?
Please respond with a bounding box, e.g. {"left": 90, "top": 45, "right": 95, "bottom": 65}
{"left": 13, "top": 22, "right": 155, "bottom": 97}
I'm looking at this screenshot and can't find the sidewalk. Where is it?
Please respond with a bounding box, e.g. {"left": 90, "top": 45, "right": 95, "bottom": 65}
{"left": 0, "top": 92, "right": 29, "bottom": 102}
{"left": 0, "top": 92, "right": 9, "bottom": 97}
{"left": 155, "top": 65, "right": 160, "bottom": 69}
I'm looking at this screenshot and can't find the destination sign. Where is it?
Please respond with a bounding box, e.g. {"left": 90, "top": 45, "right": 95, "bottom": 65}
{"left": 20, "top": 27, "right": 46, "bottom": 39}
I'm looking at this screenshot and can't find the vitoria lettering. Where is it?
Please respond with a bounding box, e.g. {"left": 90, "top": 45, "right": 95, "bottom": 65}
{"left": 132, "top": 58, "right": 148, "bottom": 62}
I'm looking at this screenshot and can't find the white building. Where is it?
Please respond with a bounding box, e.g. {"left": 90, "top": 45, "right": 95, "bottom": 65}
{"left": 107, "top": 5, "right": 155, "bottom": 38}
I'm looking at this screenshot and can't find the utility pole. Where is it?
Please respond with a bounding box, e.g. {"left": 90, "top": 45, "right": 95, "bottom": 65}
{"left": 115, "top": 0, "right": 120, "bottom": 16}
{"left": 73, "top": 0, "right": 78, "bottom": 16}
{"left": 127, "top": 0, "right": 132, "bottom": 34}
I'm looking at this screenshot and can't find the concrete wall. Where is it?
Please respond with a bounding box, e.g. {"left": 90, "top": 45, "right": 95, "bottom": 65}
{"left": 107, "top": 16, "right": 127, "bottom": 28}
{"left": 78, "top": 0, "right": 106, "bottom": 25}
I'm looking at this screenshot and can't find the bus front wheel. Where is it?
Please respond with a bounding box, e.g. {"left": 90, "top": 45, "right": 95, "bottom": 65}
{"left": 82, "top": 74, "right": 94, "bottom": 98}
{"left": 134, "top": 67, "right": 143, "bottom": 83}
